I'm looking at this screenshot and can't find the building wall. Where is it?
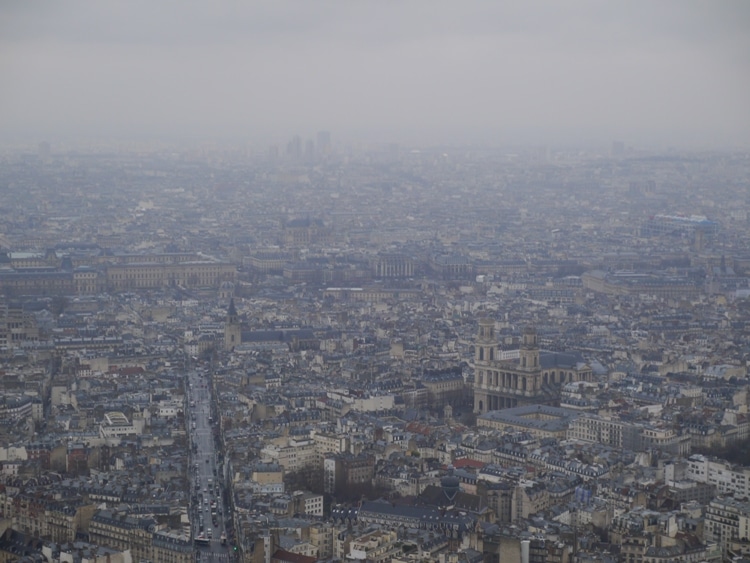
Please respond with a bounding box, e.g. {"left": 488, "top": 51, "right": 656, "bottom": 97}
{"left": 106, "top": 262, "right": 236, "bottom": 290}
{"left": 473, "top": 321, "right": 593, "bottom": 414}
{"left": 687, "top": 455, "right": 750, "bottom": 498}
{"left": 705, "top": 498, "right": 750, "bottom": 557}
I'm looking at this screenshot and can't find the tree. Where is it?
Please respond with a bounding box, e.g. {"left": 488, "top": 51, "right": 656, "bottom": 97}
{"left": 284, "top": 465, "right": 325, "bottom": 495}
{"left": 695, "top": 437, "right": 750, "bottom": 466}
{"left": 50, "top": 295, "right": 68, "bottom": 316}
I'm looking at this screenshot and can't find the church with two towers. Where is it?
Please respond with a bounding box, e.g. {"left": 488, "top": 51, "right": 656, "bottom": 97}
{"left": 473, "top": 318, "right": 594, "bottom": 413}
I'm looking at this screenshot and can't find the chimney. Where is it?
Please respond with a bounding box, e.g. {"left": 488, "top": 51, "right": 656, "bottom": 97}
{"left": 521, "top": 539, "right": 530, "bottom": 563}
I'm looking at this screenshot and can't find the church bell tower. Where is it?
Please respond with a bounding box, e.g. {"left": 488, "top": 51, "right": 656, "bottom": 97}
{"left": 224, "top": 298, "right": 241, "bottom": 351}
{"left": 519, "top": 326, "right": 540, "bottom": 370}
{"left": 475, "top": 317, "right": 496, "bottom": 363}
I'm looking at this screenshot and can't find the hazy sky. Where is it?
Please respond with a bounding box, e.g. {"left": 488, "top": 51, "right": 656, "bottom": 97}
{"left": 1, "top": 1, "right": 749, "bottom": 147}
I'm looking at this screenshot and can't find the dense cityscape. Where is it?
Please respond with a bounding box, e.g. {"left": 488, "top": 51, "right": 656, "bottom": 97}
{"left": 0, "top": 138, "right": 748, "bottom": 563}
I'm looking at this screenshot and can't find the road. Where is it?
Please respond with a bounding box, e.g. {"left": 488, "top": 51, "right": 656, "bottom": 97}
{"left": 187, "top": 369, "right": 232, "bottom": 561}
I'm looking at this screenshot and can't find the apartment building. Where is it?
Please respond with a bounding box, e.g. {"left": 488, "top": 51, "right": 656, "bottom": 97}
{"left": 311, "top": 431, "right": 349, "bottom": 465}
{"left": 567, "top": 414, "right": 690, "bottom": 455}
{"left": 261, "top": 438, "right": 317, "bottom": 472}
{"left": 347, "top": 529, "right": 400, "bottom": 563}
{"left": 685, "top": 454, "right": 750, "bottom": 498}
{"left": 323, "top": 453, "right": 375, "bottom": 495}
{"left": 151, "top": 530, "right": 193, "bottom": 563}
{"left": 292, "top": 491, "right": 324, "bottom": 517}
{"left": 88, "top": 510, "right": 154, "bottom": 563}
{"left": 705, "top": 497, "right": 750, "bottom": 557}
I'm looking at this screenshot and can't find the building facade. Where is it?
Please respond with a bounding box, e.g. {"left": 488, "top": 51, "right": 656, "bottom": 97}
{"left": 106, "top": 261, "right": 235, "bottom": 291}
{"left": 473, "top": 320, "right": 593, "bottom": 413}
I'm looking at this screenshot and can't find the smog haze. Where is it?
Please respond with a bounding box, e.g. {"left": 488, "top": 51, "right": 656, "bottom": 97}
{"left": 1, "top": 0, "right": 749, "bottom": 148}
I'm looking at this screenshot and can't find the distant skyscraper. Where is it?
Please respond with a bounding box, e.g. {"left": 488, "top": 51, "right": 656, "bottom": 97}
{"left": 316, "top": 131, "right": 332, "bottom": 156}
{"left": 38, "top": 141, "right": 51, "bottom": 160}
{"left": 268, "top": 144, "right": 280, "bottom": 162}
{"left": 305, "top": 139, "right": 315, "bottom": 162}
{"left": 287, "top": 135, "right": 302, "bottom": 161}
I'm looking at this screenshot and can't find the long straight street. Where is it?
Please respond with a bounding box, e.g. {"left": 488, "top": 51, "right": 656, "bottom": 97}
{"left": 187, "top": 369, "right": 233, "bottom": 561}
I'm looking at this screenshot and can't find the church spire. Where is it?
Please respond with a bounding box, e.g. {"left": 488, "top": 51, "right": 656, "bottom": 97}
{"left": 224, "top": 298, "right": 240, "bottom": 351}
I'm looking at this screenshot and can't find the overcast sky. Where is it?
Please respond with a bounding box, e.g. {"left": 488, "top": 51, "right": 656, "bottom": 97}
{"left": 1, "top": 1, "right": 748, "bottom": 148}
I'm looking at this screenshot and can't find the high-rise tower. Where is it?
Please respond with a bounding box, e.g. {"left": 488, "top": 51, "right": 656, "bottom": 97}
{"left": 316, "top": 131, "right": 331, "bottom": 157}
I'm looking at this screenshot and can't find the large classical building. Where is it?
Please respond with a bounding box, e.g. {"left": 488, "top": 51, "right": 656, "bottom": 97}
{"left": 106, "top": 259, "right": 235, "bottom": 291}
{"left": 371, "top": 254, "right": 415, "bottom": 279}
{"left": 223, "top": 299, "right": 318, "bottom": 352}
{"left": 0, "top": 251, "right": 235, "bottom": 296}
{"left": 282, "top": 217, "right": 330, "bottom": 246}
{"left": 581, "top": 270, "right": 701, "bottom": 299}
{"left": 473, "top": 319, "right": 593, "bottom": 413}
{"left": 568, "top": 413, "right": 690, "bottom": 455}
{"left": 478, "top": 404, "right": 580, "bottom": 439}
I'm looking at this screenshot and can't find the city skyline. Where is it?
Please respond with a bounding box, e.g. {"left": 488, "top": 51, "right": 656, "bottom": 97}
{"left": 0, "top": 123, "right": 748, "bottom": 560}
{"left": 1, "top": 2, "right": 750, "bottom": 560}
